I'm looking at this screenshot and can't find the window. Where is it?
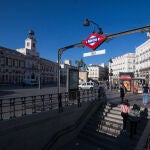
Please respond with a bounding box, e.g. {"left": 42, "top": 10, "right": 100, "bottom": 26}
{"left": 8, "top": 58, "right": 12, "bottom": 66}
{"left": 27, "top": 42, "right": 30, "bottom": 47}
{"left": 13, "top": 60, "right": 18, "bottom": 67}
{"left": 32, "top": 43, "right": 36, "bottom": 48}
{"left": 0, "top": 57, "right": 5, "bottom": 65}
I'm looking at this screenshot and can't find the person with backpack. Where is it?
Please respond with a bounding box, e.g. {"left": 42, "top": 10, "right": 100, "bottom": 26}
{"left": 128, "top": 104, "right": 140, "bottom": 138}
{"left": 120, "top": 99, "right": 130, "bottom": 132}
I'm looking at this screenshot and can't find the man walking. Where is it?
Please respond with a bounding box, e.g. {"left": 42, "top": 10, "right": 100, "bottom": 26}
{"left": 142, "top": 83, "right": 150, "bottom": 105}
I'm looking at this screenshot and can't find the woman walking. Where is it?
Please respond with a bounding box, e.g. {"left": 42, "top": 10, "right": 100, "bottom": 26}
{"left": 121, "top": 99, "right": 130, "bottom": 132}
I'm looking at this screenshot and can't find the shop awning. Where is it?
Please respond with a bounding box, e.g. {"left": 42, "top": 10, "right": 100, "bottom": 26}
{"left": 119, "top": 75, "right": 131, "bottom": 80}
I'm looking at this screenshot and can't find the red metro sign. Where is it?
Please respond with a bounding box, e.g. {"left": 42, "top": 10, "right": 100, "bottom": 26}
{"left": 82, "top": 33, "right": 106, "bottom": 50}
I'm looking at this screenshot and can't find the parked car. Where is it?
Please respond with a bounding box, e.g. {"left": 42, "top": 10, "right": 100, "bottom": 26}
{"left": 78, "top": 82, "right": 99, "bottom": 90}
{"left": 22, "top": 79, "right": 38, "bottom": 86}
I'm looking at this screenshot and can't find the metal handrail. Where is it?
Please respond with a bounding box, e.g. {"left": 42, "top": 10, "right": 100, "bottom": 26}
{"left": 0, "top": 89, "right": 102, "bottom": 120}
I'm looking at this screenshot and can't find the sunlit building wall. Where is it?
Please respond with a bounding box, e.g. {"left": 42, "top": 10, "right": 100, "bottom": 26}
{"left": 109, "top": 53, "right": 135, "bottom": 85}
{"left": 135, "top": 39, "right": 150, "bottom": 79}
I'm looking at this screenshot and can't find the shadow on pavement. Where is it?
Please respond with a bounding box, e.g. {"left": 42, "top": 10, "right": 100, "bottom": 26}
{"left": 0, "top": 90, "right": 16, "bottom": 97}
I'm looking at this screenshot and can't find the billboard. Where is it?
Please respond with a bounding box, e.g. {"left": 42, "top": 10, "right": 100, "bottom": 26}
{"left": 68, "top": 68, "right": 79, "bottom": 91}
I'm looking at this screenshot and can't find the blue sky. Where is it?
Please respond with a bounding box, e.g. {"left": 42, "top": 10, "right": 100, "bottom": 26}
{"left": 0, "top": 0, "right": 150, "bottom": 66}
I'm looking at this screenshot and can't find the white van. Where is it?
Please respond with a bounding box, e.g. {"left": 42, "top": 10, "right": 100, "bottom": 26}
{"left": 78, "top": 81, "right": 99, "bottom": 90}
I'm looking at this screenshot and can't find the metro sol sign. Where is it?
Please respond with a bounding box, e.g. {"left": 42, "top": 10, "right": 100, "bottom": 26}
{"left": 82, "top": 33, "right": 106, "bottom": 50}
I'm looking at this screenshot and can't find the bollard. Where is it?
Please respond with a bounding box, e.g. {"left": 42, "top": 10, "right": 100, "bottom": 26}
{"left": 41, "top": 95, "right": 45, "bottom": 111}
{"left": 48, "top": 94, "right": 53, "bottom": 110}
{"left": 21, "top": 97, "right": 26, "bottom": 116}
{"left": 98, "top": 87, "right": 101, "bottom": 100}
{"left": 77, "top": 90, "right": 81, "bottom": 107}
{"left": 58, "top": 93, "right": 63, "bottom": 112}
{"left": 0, "top": 99, "right": 3, "bottom": 120}
{"left": 32, "top": 96, "right": 36, "bottom": 113}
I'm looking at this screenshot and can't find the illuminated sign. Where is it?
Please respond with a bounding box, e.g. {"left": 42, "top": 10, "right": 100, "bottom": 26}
{"left": 82, "top": 33, "right": 106, "bottom": 50}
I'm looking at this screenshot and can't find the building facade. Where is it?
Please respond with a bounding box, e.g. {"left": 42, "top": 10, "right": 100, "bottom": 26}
{"left": 109, "top": 36, "right": 150, "bottom": 86}
{"left": 0, "top": 30, "right": 58, "bottom": 85}
{"left": 0, "top": 46, "right": 26, "bottom": 84}
{"left": 135, "top": 39, "right": 150, "bottom": 81}
{"left": 88, "top": 64, "right": 105, "bottom": 81}
{"left": 109, "top": 53, "right": 135, "bottom": 87}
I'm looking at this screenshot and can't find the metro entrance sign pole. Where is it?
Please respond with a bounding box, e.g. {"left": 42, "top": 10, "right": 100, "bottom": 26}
{"left": 82, "top": 24, "right": 150, "bottom": 50}
{"left": 57, "top": 42, "right": 83, "bottom": 95}
{"left": 57, "top": 42, "right": 83, "bottom": 112}
{"left": 57, "top": 19, "right": 150, "bottom": 111}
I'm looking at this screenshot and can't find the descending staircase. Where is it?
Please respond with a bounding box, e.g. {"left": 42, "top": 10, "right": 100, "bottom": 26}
{"left": 78, "top": 102, "right": 122, "bottom": 150}
{"left": 62, "top": 102, "right": 150, "bottom": 150}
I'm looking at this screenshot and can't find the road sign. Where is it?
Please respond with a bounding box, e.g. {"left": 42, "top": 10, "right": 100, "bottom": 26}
{"left": 82, "top": 33, "right": 106, "bottom": 50}
{"left": 83, "top": 49, "right": 106, "bottom": 57}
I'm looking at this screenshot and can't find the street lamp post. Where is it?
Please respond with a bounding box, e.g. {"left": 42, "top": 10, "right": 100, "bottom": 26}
{"left": 83, "top": 18, "right": 103, "bottom": 34}
{"left": 146, "top": 72, "right": 149, "bottom": 85}
{"left": 109, "top": 59, "right": 113, "bottom": 90}
{"left": 38, "top": 61, "right": 41, "bottom": 89}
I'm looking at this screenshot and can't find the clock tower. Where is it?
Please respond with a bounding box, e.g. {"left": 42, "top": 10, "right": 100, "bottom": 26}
{"left": 25, "top": 30, "right": 36, "bottom": 51}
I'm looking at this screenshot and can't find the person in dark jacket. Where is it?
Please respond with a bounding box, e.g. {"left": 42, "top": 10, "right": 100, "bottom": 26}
{"left": 120, "top": 83, "right": 126, "bottom": 103}
{"left": 128, "top": 104, "right": 140, "bottom": 138}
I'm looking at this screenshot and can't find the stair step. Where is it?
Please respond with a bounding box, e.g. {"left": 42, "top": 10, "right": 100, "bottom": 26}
{"left": 104, "top": 116, "right": 123, "bottom": 124}
{"left": 79, "top": 129, "right": 121, "bottom": 150}
{"left": 106, "top": 112, "right": 122, "bottom": 119}
{"left": 105, "top": 105, "right": 121, "bottom": 111}
{"left": 104, "top": 108, "right": 122, "bottom": 115}
{"left": 84, "top": 123, "right": 121, "bottom": 137}
{"left": 87, "top": 119, "right": 122, "bottom": 130}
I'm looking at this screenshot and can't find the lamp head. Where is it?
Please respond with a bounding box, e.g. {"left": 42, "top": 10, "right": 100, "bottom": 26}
{"left": 83, "top": 18, "right": 90, "bottom": 26}
{"left": 98, "top": 27, "right": 103, "bottom": 34}
{"left": 109, "top": 59, "right": 113, "bottom": 63}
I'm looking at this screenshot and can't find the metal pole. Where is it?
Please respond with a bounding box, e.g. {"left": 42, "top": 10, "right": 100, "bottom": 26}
{"left": 57, "top": 42, "right": 84, "bottom": 111}
{"left": 57, "top": 42, "right": 83, "bottom": 94}
{"left": 58, "top": 50, "right": 61, "bottom": 94}
{"left": 39, "top": 64, "right": 41, "bottom": 89}
{"left": 38, "top": 62, "right": 41, "bottom": 89}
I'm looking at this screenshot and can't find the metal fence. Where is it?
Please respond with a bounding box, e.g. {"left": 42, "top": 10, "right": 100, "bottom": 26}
{"left": 0, "top": 88, "right": 105, "bottom": 120}
{"left": 145, "top": 134, "right": 150, "bottom": 150}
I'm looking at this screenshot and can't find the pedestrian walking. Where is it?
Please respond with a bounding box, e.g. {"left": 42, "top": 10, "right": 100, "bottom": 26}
{"left": 120, "top": 83, "right": 126, "bottom": 103}
{"left": 121, "top": 99, "right": 130, "bottom": 132}
{"left": 128, "top": 104, "right": 140, "bottom": 138}
{"left": 142, "top": 83, "right": 150, "bottom": 105}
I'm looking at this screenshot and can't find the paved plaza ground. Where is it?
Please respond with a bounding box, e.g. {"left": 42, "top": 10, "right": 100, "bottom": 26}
{"left": 106, "top": 89, "right": 150, "bottom": 108}
{"left": 1, "top": 85, "right": 150, "bottom": 108}
{"left": 0, "top": 84, "right": 66, "bottom": 98}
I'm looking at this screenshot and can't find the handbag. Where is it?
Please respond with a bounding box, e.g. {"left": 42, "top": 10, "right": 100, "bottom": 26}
{"left": 121, "top": 112, "right": 128, "bottom": 117}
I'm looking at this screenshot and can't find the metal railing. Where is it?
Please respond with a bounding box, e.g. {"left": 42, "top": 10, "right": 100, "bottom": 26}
{"left": 0, "top": 88, "right": 105, "bottom": 120}
{"left": 145, "top": 134, "right": 150, "bottom": 150}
